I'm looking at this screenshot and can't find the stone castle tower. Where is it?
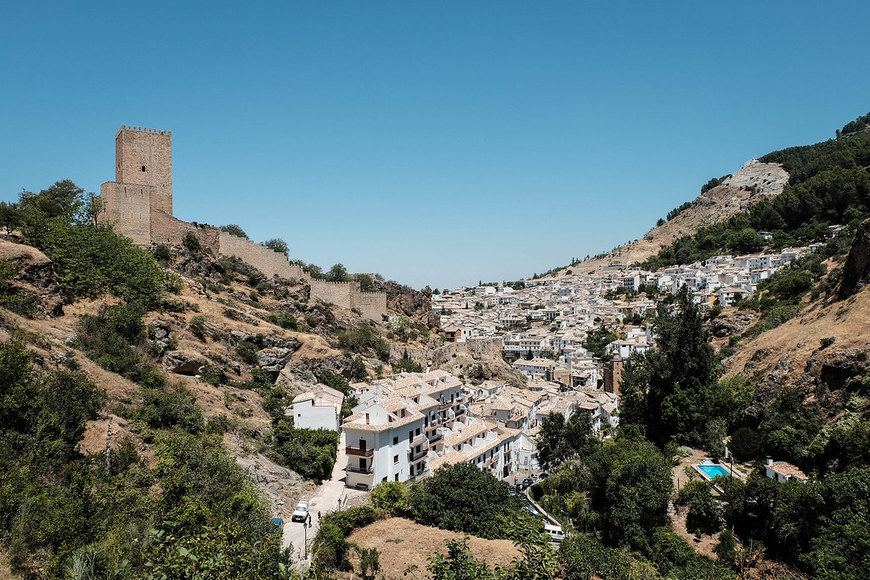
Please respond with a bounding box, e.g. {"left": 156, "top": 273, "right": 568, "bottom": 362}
{"left": 98, "top": 125, "right": 173, "bottom": 244}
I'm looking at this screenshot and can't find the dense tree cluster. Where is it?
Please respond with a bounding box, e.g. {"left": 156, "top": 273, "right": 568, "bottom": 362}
{"left": 0, "top": 338, "right": 291, "bottom": 577}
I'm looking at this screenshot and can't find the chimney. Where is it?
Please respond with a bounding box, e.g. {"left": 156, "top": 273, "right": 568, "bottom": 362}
{"left": 766, "top": 457, "right": 773, "bottom": 466}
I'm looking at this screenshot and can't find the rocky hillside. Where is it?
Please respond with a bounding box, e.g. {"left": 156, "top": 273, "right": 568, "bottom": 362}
{"left": 566, "top": 161, "right": 788, "bottom": 276}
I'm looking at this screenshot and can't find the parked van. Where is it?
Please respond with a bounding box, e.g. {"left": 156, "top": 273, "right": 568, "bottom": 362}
{"left": 544, "top": 523, "right": 565, "bottom": 542}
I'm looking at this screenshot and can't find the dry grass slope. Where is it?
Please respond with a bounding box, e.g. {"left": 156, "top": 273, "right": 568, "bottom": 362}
{"left": 344, "top": 517, "right": 519, "bottom": 579}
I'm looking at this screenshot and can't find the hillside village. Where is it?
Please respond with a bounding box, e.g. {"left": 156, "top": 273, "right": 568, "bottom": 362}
{"left": 435, "top": 243, "right": 821, "bottom": 390}
{"left": 3, "top": 115, "right": 870, "bottom": 579}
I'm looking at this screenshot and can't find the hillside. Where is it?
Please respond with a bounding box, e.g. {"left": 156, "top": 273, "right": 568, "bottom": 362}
{"left": 567, "top": 160, "right": 788, "bottom": 276}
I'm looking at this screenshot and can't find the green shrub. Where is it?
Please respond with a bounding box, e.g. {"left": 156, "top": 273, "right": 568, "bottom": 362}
{"left": 153, "top": 244, "right": 170, "bottom": 262}
{"left": 0, "top": 293, "right": 40, "bottom": 317}
{"left": 270, "top": 418, "right": 338, "bottom": 482}
{"left": 393, "top": 350, "right": 422, "bottom": 373}
{"left": 182, "top": 231, "right": 202, "bottom": 253}
{"left": 136, "top": 386, "right": 204, "bottom": 434}
{"left": 263, "top": 312, "right": 298, "bottom": 330}
{"left": 199, "top": 364, "right": 225, "bottom": 386}
{"left": 370, "top": 482, "right": 409, "bottom": 515}
{"left": 189, "top": 315, "right": 208, "bottom": 341}
{"left": 236, "top": 341, "right": 259, "bottom": 365}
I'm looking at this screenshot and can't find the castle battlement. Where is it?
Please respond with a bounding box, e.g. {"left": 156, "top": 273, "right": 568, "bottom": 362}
{"left": 119, "top": 124, "right": 171, "bottom": 136}
{"left": 97, "top": 125, "right": 388, "bottom": 321}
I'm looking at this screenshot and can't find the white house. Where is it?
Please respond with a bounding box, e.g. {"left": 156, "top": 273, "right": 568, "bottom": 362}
{"left": 765, "top": 458, "right": 809, "bottom": 483}
{"left": 287, "top": 383, "right": 345, "bottom": 431}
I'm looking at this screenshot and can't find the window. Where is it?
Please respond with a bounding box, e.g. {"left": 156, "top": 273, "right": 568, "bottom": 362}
{"left": 395, "top": 474, "right": 399, "bottom": 482}
{"left": 141, "top": 165, "right": 146, "bottom": 172}
{"left": 393, "top": 436, "right": 398, "bottom": 445}
{"left": 415, "top": 427, "right": 421, "bottom": 436}
{"left": 393, "top": 455, "right": 399, "bottom": 464}
{"left": 409, "top": 430, "right": 413, "bottom": 441}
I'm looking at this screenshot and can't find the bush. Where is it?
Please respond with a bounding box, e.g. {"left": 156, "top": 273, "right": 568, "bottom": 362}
{"left": 370, "top": 481, "right": 409, "bottom": 514}
{"left": 263, "top": 312, "right": 298, "bottom": 330}
{"left": 153, "top": 244, "right": 170, "bottom": 262}
{"left": 220, "top": 224, "right": 248, "bottom": 239}
{"left": 270, "top": 418, "right": 339, "bottom": 482}
{"left": 182, "top": 231, "right": 202, "bottom": 253}
{"left": 136, "top": 386, "right": 204, "bottom": 434}
{"left": 236, "top": 341, "right": 259, "bottom": 365}
{"left": 393, "top": 350, "right": 423, "bottom": 373}
{"left": 38, "top": 223, "right": 164, "bottom": 305}
{"left": 189, "top": 315, "right": 208, "bottom": 341}
{"left": 407, "top": 462, "right": 518, "bottom": 539}
{"left": 76, "top": 303, "right": 166, "bottom": 388}
{"left": 264, "top": 238, "right": 288, "bottom": 256}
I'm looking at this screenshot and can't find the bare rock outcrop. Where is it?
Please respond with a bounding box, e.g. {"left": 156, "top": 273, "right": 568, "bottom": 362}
{"left": 0, "top": 238, "right": 64, "bottom": 317}
{"left": 709, "top": 311, "right": 759, "bottom": 338}
{"left": 256, "top": 347, "right": 295, "bottom": 373}
{"left": 379, "top": 280, "right": 440, "bottom": 329}
{"left": 389, "top": 339, "right": 526, "bottom": 387}
{"left": 163, "top": 350, "right": 208, "bottom": 375}
{"left": 235, "top": 452, "right": 304, "bottom": 518}
{"left": 838, "top": 218, "right": 870, "bottom": 299}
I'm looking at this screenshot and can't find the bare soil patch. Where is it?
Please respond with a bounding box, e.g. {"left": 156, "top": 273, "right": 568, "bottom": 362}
{"left": 344, "top": 517, "right": 518, "bottom": 579}
{"left": 724, "top": 287, "right": 870, "bottom": 379}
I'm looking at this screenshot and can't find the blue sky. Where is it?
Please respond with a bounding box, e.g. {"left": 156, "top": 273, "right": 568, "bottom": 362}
{"left": 2, "top": 1, "right": 869, "bottom": 290}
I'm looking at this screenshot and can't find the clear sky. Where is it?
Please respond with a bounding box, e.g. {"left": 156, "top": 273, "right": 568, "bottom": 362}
{"left": 2, "top": 1, "right": 869, "bottom": 290}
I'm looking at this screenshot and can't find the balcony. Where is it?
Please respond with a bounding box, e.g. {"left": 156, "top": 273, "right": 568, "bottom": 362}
{"left": 346, "top": 446, "right": 374, "bottom": 458}
{"left": 411, "top": 433, "right": 428, "bottom": 446}
{"left": 346, "top": 464, "right": 374, "bottom": 474}
{"left": 408, "top": 448, "right": 428, "bottom": 463}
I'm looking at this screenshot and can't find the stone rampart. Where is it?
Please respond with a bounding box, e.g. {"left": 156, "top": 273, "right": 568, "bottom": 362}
{"left": 218, "top": 232, "right": 306, "bottom": 281}
{"left": 150, "top": 210, "right": 221, "bottom": 254}
{"left": 309, "top": 279, "right": 355, "bottom": 310}
{"left": 353, "top": 291, "right": 388, "bottom": 321}
{"left": 99, "top": 182, "right": 152, "bottom": 245}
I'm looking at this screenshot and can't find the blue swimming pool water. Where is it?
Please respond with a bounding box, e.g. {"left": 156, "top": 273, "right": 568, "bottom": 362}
{"left": 697, "top": 464, "right": 730, "bottom": 479}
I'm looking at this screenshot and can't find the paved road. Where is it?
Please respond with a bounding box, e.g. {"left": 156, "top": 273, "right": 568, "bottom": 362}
{"left": 282, "top": 432, "right": 359, "bottom": 568}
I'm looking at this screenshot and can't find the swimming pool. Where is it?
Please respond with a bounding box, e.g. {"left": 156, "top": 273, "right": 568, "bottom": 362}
{"left": 696, "top": 464, "right": 730, "bottom": 479}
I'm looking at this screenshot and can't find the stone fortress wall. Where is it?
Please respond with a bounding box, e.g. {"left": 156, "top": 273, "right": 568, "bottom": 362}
{"left": 98, "top": 125, "right": 387, "bottom": 321}
{"left": 218, "top": 231, "right": 306, "bottom": 281}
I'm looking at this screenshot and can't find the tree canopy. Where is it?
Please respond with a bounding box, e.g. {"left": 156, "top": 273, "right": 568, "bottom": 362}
{"left": 619, "top": 288, "right": 721, "bottom": 446}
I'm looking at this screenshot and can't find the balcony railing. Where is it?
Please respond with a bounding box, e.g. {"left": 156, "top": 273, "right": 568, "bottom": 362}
{"left": 411, "top": 433, "right": 428, "bottom": 446}
{"left": 346, "top": 464, "right": 374, "bottom": 474}
{"left": 408, "top": 448, "right": 428, "bottom": 462}
{"left": 346, "top": 446, "right": 374, "bottom": 457}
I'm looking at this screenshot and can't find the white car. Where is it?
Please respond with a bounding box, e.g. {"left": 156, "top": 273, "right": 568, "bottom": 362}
{"left": 291, "top": 500, "right": 309, "bottom": 522}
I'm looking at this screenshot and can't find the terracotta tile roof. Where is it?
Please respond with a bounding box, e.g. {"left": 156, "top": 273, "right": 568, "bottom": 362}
{"left": 769, "top": 461, "right": 808, "bottom": 480}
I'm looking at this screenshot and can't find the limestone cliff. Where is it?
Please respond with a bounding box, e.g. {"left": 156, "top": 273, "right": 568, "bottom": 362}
{"left": 838, "top": 218, "right": 870, "bottom": 299}
{"left": 377, "top": 280, "right": 440, "bottom": 329}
